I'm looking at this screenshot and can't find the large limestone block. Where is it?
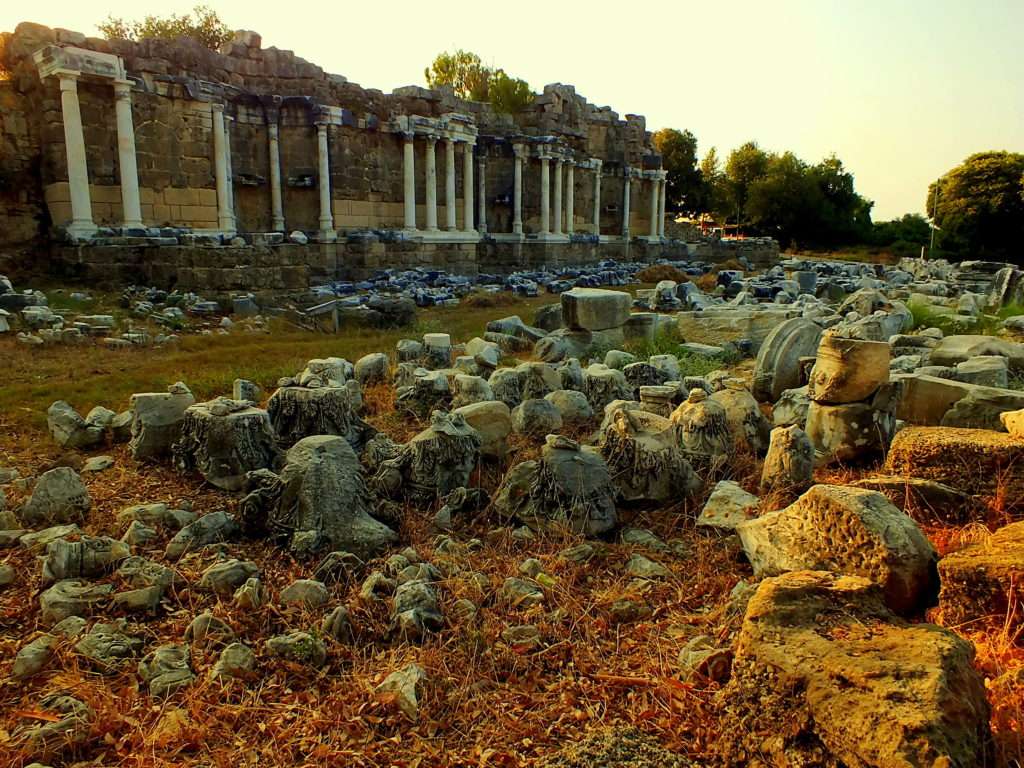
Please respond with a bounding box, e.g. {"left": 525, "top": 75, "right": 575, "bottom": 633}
{"left": 736, "top": 484, "right": 938, "bottom": 614}
{"left": 752, "top": 318, "right": 822, "bottom": 402}
{"left": 891, "top": 373, "right": 981, "bottom": 425}
{"left": 129, "top": 383, "right": 195, "bottom": 461}
{"left": 807, "top": 334, "right": 890, "bottom": 404}
{"left": 710, "top": 386, "right": 771, "bottom": 454}
{"left": 677, "top": 307, "right": 801, "bottom": 349}
{"left": 929, "top": 334, "right": 1024, "bottom": 370}
{"left": 718, "top": 571, "right": 991, "bottom": 767}
{"left": 560, "top": 288, "right": 631, "bottom": 331}
{"left": 939, "top": 521, "right": 1024, "bottom": 639}
{"left": 267, "top": 384, "right": 372, "bottom": 450}
{"left": 760, "top": 425, "right": 814, "bottom": 499}
{"left": 940, "top": 386, "right": 1024, "bottom": 431}
{"left": 453, "top": 401, "right": 511, "bottom": 459}
{"left": 47, "top": 401, "right": 103, "bottom": 449}
{"left": 885, "top": 426, "right": 1024, "bottom": 510}
{"left": 805, "top": 400, "right": 893, "bottom": 465}
{"left": 772, "top": 386, "right": 810, "bottom": 428}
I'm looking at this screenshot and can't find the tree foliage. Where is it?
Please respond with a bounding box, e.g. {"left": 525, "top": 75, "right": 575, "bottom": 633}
{"left": 927, "top": 151, "right": 1024, "bottom": 261}
{"left": 98, "top": 5, "right": 232, "bottom": 51}
{"left": 653, "top": 128, "right": 702, "bottom": 213}
{"left": 425, "top": 50, "right": 533, "bottom": 114}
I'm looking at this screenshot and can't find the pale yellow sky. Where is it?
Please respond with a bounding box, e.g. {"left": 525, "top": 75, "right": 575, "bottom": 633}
{"left": 4, "top": 0, "right": 1022, "bottom": 220}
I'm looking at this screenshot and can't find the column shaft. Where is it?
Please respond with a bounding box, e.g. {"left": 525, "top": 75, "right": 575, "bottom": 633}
{"left": 622, "top": 172, "right": 631, "bottom": 238}
{"left": 553, "top": 160, "right": 563, "bottom": 235}
{"left": 403, "top": 135, "right": 416, "bottom": 230}
{"left": 512, "top": 151, "right": 523, "bottom": 235}
{"left": 539, "top": 157, "right": 550, "bottom": 234}
{"left": 658, "top": 178, "right": 668, "bottom": 237}
{"left": 316, "top": 123, "right": 335, "bottom": 240}
{"left": 444, "top": 139, "right": 457, "bottom": 230}
{"left": 58, "top": 75, "right": 95, "bottom": 237}
{"left": 592, "top": 164, "right": 602, "bottom": 236}
{"left": 477, "top": 155, "right": 488, "bottom": 234}
{"left": 268, "top": 123, "right": 285, "bottom": 231}
{"left": 425, "top": 138, "right": 438, "bottom": 231}
{"left": 463, "top": 143, "right": 475, "bottom": 233}
{"left": 649, "top": 177, "right": 659, "bottom": 238}
{"left": 211, "top": 104, "right": 235, "bottom": 233}
{"left": 566, "top": 164, "right": 575, "bottom": 235}
{"left": 225, "top": 118, "right": 235, "bottom": 222}
{"left": 113, "top": 81, "right": 142, "bottom": 229}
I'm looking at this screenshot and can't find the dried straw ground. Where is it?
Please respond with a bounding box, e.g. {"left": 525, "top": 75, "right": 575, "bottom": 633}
{"left": 0, "top": 296, "right": 1022, "bottom": 766}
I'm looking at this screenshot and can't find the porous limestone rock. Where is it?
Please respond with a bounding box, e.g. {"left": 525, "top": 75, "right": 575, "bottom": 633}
{"left": 759, "top": 425, "right": 814, "bottom": 499}
{"left": 805, "top": 400, "right": 894, "bottom": 466}
{"left": 13, "top": 693, "right": 95, "bottom": 760}
{"left": 771, "top": 385, "right": 810, "bottom": 428}
{"left": 598, "top": 408, "right": 700, "bottom": 503}
{"left": 391, "top": 579, "right": 443, "bottom": 639}
{"left": 450, "top": 374, "right": 493, "bottom": 409}
{"left": 929, "top": 334, "right": 1024, "bottom": 370}
{"left": 372, "top": 411, "right": 481, "bottom": 504}
{"left": 19, "top": 467, "right": 91, "bottom": 526}
{"left": 736, "top": 484, "right": 938, "bottom": 614}
{"left": 718, "top": 570, "right": 991, "bottom": 767}
{"left": 545, "top": 389, "right": 594, "bottom": 424}
{"left": 581, "top": 363, "right": 633, "bottom": 412}
{"left": 75, "top": 619, "right": 145, "bottom": 671}
{"left": 172, "top": 398, "right": 280, "bottom": 491}
{"left": 807, "top": 334, "right": 890, "bottom": 404}
{"left": 354, "top": 352, "right": 390, "bottom": 385}
{"left": 488, "top": 367, "right": 523, "bottom": 408}
{"left": 129, "top": 382, "right": 196, "bottom": 460}
{"left": 265, "top": 631, "right": 327, "bottom": 668}
{"left": 200, "top": 559, "right": 260, "bottom": 595}
{"left": 164, "top": 510, "right": 238, "bottom": 561}
{"left": 39, "top": 580, "right": 114, "bottom": 625}
{"left": 211, "top": 642, "right": 256, "bottom": 680}
{"left": 240, "top": 434, "right": 396, "bottom": 559}
{"left": 493, "top": 434, "right": 617, "bottom": 537}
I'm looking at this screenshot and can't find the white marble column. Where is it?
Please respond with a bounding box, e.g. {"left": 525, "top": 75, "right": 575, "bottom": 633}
{"left": 57, "top": 74, "right": 96, "bottom": 238}
{"left": 268, "top": 122, "right": 285, "bottom": 231}
{"left": 592, "top": 161, "right": 602, "bottom": 236}
{"left": 211, "top": 103, "right": 235, "bottom": 233}
{"left": 112, "top": 81, "right": 142, "bottom": 230}
{"left": 621, "top": 170, "right": 631, "bottom": 239}
{"left": 648, "top": 176, "right": 659, "bottom": 238}
{"left": 403, "top": 133, "right": 416, "bottom": 230}
{"left": 539, "top": 156, "right": 550, "bottom": 234}
{"left": 444, "top": 139, "right": 457, "bottom": 231}
{"left": 512, "top": 145, "right": 524, "bottom": 235}
{"left": 565, "top": 163, "right": 575, "bottom": 235}
{"left": 463, "top": 141, "right": 475, "bottom": 234}
{"left": 316, "top": 122, "right": 335, "bottom": 241}
{"left": 477, "top": 154, "right": 487, "bottom": 234}
{"left": 424, "top": 136, "right": 438, "bottom": 231}
{"left": 224, "top": 116, "right": 235, "bottom": 225}
{"left": 553, "top": 159, "right": 563, "bottom": 235}
{"left": 658, "top": 176, "right": 667, "bottom": 238}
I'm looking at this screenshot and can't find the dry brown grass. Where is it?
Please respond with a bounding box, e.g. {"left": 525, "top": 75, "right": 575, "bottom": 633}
{"left": 635, "top": 265, "right": 689, "bottom": 284}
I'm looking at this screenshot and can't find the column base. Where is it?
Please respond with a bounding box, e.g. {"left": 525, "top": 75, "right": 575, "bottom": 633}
{"left": 415, "top": 229, "right": 481, "bottom": 243}
{"left": 65, "top": 221, "right": 98, "bottom": 240}
{"left": 272, "top": 219, "right": 285, "bottom": 232}
{"left": 317, "top": 230, "right": 338, "bottom": 243}
{"left": 491, "top": 232, "right": 525, "bottom": 244}
{"left": 532, "top": 232, "right": 570, "bottom": 243}
{"left": 638, "top": 235, "right": 664, "bottom": 244}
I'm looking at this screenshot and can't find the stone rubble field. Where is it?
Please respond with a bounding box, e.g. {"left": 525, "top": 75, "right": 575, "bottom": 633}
{"left": 2, "top": 255, "right": 1024, "bottom": 766}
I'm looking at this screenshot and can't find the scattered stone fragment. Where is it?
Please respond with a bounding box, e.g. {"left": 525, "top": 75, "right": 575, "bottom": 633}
{"left": 139, "top": 644, "right": 195, "bottom": 698}
{"left": 280, "top": 578, "right": 330, "bottom": 608}
{"left": 759, "top": 425, "right": 814, "bottom": 499}
{"left": 185, "top": 611, "right": 236, "bottom": 647}
{"left": 40, "top": 579, "right": 114, "bottom": 624}
{"left": 625, "top": 554, "right": 670, "bottom": 579}
{"left": 375, "top": 664, "right": 428, "bottom": 721}
{"left": 502, "top": 624, "right": 541, "bottom": 650}
{"left": 41, "top": 535, "right": 130, "bottom": 584}
{"left": 18, "top": 467, "right": 91, "bottom": 526}
{"left": 129, "top": 382, "right": 196, "bottom": 460}
{"left": 502, "top": 577, "right": 545, "bottom": 607}
{"left": 678, "top": 634, "right": 732, "bottom": 682}
{"left": 697, "top": 481, "right": 759, "bottom": 533}
{"left": 165, "top": 510, "right": 239, "bottom": 561}
{"left": 200, "top": 559, "right": 260, "bottom": 595}
{"left": 75, "top": 619, "right": 145, "bottom": 671}
{"left": 13, "top": 693, "right": 95, "bottom": 761}
{"left": 321, "top": 605, "right": 354, "bottom": 642}
{"left": 608, "top": 598, "right": 652, "bottom": 624}
{"left": 392, "top": 579, "right": 443, "bottom": 639}
{"left": 81, "top": 455, "right": 114, "bottom": 473}
{"left": 234, "top": 577, "right": 264, "bottom": 610}
{"left": 265, "top": 631, "right": 327, "bottom": 668}
{"left": 211, "top": 642, "right": 256, "bottom": 681}
{"left": 12, "top": 633, "right": 58, "bottom": 679}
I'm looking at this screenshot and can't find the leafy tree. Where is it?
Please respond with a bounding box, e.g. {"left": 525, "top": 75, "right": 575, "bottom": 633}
{"left": 653, "top": 128, "right": 702, "bottom": 213}
{"left": 424, "top": 49, "right": 490, "bottom": 101}
{"left": 871, "top": 213, "right": 931, "bottom": 257}
{"left": 699, "top": 147, "right": 731, "bottom": 221}
{"left": 98, "top": 5, "right": 232, "bottom": 51}
{"left": 746, "top": 152, "right": 819, "bottom": 243}
{"left": 424, "top": 50, "right": 534, "bottom": 114}
{"left": 724, "top": 141, "right": 770, "bottom": 226}
{"left": 927, "top": 151, "right": 1024, "bottom": 261}
{"left": 487, "top": 69, "right": 533, "bottom": 114}
{"left": 809, "top": 155, "right": 873, "bottom": 244}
